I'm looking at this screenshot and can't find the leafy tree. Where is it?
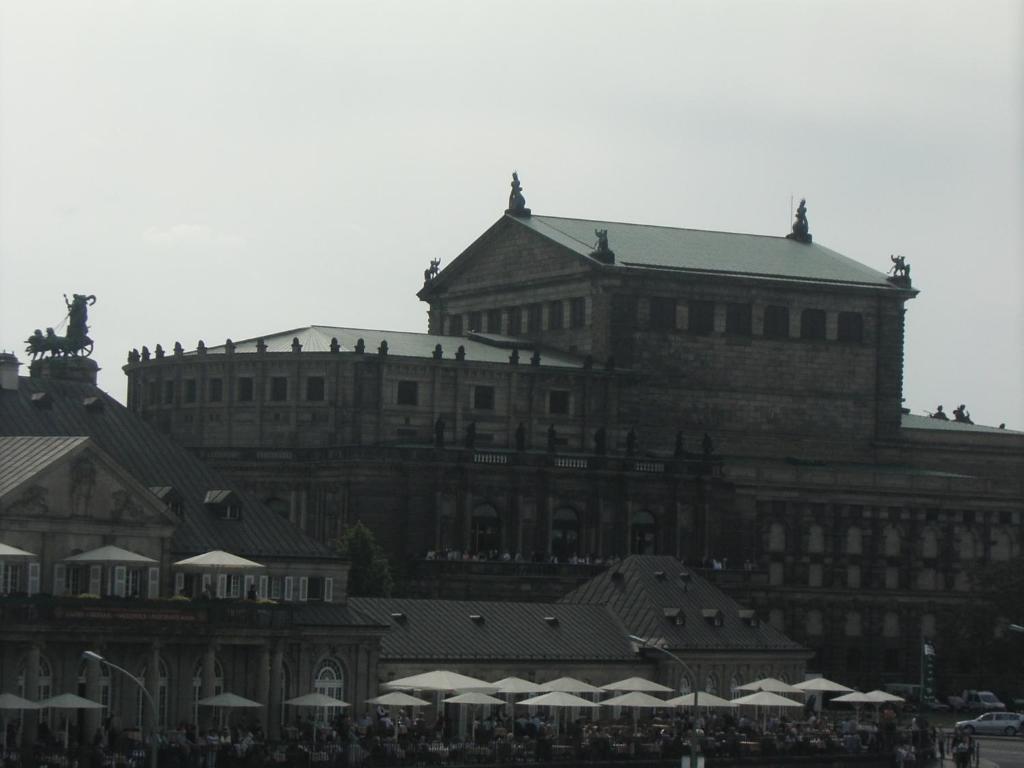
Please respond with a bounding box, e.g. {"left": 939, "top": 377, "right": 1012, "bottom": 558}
{"left": 334, "top": 521, "right": 394, "bottom": 597}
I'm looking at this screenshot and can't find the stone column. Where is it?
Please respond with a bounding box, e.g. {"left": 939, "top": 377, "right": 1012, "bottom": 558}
{"left": 268, "top": 643, "right": 284, "bottom": 741}
{"left": 200, "top": 643, "right": 216, "bottom": 731}
{"left": 145, "top": 643, "right": 161, "bottom": 735}
{"left": 256, "top": 645, "right": 271, "bottom": 735}
{"left": 23, "top": 643, "right": 40, "bottom": 744}
{"left": 83, "top": 650, "right": 102, "bottom": 739}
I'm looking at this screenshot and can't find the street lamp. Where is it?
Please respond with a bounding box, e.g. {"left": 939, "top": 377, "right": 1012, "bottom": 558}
{"left": 1009, "top": 624, "right": 1024, "bottom": 634}
{"left": 82, "top": 651, "right": 158, "bottom": 768}
{"left": 627, "top": 634, "right": 702, "bottom": 761}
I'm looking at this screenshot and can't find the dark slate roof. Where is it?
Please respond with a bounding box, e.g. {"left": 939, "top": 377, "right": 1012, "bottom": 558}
{"left": 0, "top": 376, "right": 334, "bottom": 561}
{"left": 0, "top": 436, "right": 88, "bottom": 497}
{"left": 514, "top": 215, "right": 900, "bottom": 289}
{"left": 901, "top": 413, "right": 1022, "bottom": 435}
{"left": 348, "top": 597, "right": 635, "bottom": 662}
{"left": 194, "top": 326, "right": 584, "bottom": 369}
{"left": 561, "top": 555, "right": 803, "bottom": 652}
{"left": 290, "top": 602, "right": 390, "bottom": 629}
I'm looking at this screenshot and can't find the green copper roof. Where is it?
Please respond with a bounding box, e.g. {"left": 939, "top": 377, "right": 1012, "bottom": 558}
{"left": 515, "top": 215, "right": 898, "bottom": 288}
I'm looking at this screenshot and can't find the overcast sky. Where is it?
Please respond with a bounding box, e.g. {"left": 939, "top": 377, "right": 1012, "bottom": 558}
{"left": 1, "top": 0, "right": 1021, "bottom": 428}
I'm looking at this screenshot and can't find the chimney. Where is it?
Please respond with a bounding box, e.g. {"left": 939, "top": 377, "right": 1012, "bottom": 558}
{"left": 0, "top": 352, "right": 20, "bottom": 391}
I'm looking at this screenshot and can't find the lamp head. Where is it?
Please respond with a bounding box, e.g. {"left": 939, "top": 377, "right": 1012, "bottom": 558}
{"left": 82, "top": 650, "right": 105, "bottom": 662}
{"left": 1010, "top": 624, "right": 1024, "bottom": 634}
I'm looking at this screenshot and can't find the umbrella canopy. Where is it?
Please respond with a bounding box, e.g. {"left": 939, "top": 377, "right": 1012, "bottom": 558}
{"left": 736, "top": 677, "right": 802, "bottom": 694}
{"left": 366, "top": 692, "right": 432, "bottom": 707}
{"left": 491, "top": 677, "right": 545, "bottom": 694}
{"left": 602, "top": 677, "right": 673, "bottom": 694}
{"left": 284, "top": 693, "right": 350, "bottom": 708}
{"left": 731, "top": 691, "right": 803, "bottom": 708}
{"left": 384, "top": 670, "right": 496, "bottom": 693}
{"left": 863, "top": 690, "right": 905, "bottom": 703}
{"left": 0, "top": 543, "right": 38, "bottom": 560}
{"left": 517, "top": 691, "right": 600, "bottom": 708}
{"left": 601, "top": 691, "right": 669, "bottom": 709}
{"left": 792, "top": 677, "right": 854, "bottom": 693}
{"left": 0, "top": 693, "right": 40, "bottom": 710}
{"left": 665, "top": 692, "right": 737, "bottom": 708}
{"left": 830, "top": 691, "right": 875, "bottom": 704}
{"left": 539, "top": 676, "right": 604, "bottom": 694}
{"left": 39, "top": 693, "right": 104, "bottom": 710}
{"left": 174, "top": 550, "right": 264, "bottom": 571}
{"left": 64, "top": 545, "right": 155, "bottom": 564}
{"left": 443, "top": 692, "right": 506, "bottom": 706}
{"left": 197, "top": 692, "right": 263, "bottom": 708}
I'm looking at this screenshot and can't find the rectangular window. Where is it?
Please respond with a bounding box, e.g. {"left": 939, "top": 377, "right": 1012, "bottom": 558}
{"left": 688, "top": 300, "right": 715, "bottom": 335}
{"left": 307, "top": 577, "right": 324, "bottom": 601}
{"left": 548, "top": 390, "right": 570, "bottom": 416}
{"left": 208, "top": 378, "right": 223, "bottom": 402}
{"left": 763, "top": 306, "right": 790, "bottom": 339}
{"left": 649, "top": 297, "right": 677, "bottom": 331}
{"left": 508, "top": 307, "right": 523, "bottom": 335}
{"left": 548, "top": 301, "right": 564, "bottom": 330}
{"left": 526, "top": 304, "right": 542, "bottom": 334}
{"left": 800, "top": 309, "right": 826, "bottom": 340}
{"left": 163, "top": 381, "right": 174, "bottom": 404}
{"left": 184, "top": 379, "right": 197, "bottom": 403}
{"left": 270, "top": 576, "right": 282, "bottom": 600}
{"left": 725, "top": 303, "right": 752, "bottom": 336}
{"left": 486, "top": 309, "right": 502, "bottom": 334}
{"left": 397, "top": 380, "right": 419, "bottom": 406}
{"left": 569, "top": 297, "right": 586, "bottom": 329}
{"left": 148, "top": 381, "right": 159, "bottom": 405}
{"left": 237, "top": 377, "right": 254, "bottom": 402}
{"left": 448, "top": 314, "right": 463, "bottom": 337}
{"left": 837, "top": 312, "right": 863, "bottom": 343}
{"left": 269, "top": 376, "right": 288, "bottom": 402}
{"left": 473, "top": 385, "right": 495, "bottom": 410}
{"left": 468, "top": 311, "right": 482, "bottom": 332}
{"left": 306, "top": 376, "right": 325, "bottom": 401}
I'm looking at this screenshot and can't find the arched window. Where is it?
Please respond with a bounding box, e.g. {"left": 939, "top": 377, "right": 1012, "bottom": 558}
{"left": 767, "top": 522, "right": 786, "bottom": 553}
{"left": 807, "top": 525, "right": 824, "bottom": 554}
{"left": 990, "top": 529, "right": 1013, "bottom": 561}
{"left": 677, "top": 673, "right": 692, "bottom": 694}
{"left": 313, "top": 659, "right": 346, "bottom": 724}
{"left": 704, "top": 673, "right": 719, "bottom": 695}
{"left": 882, "top": 525, "right": 901, "bottom": 557}
{"left": 728, "top": 674, "right": 742, "bottom": 696}
{"left": 77, "top": 660, "right": 112, "bottom": 718}
{"left": 137, "top": 658, "right": 169, "bottom": 728}
{"left": 470, "top": 505, "right": 501, "bottom": 555}
{"left": 193, "top": 657, "right": 225, "bottom": 727}
{"left": 18, "top": 656, "right": 53, "bottom": 725}
{"left": 844, "top": 611, "right": 862, "bottom": 637}
{"left": 805, "top": 610, "right": 824, "bottom": 636}
{"left": 921, "top": 527, "right": 939, "bottom": 559}
{"left": 551, "top": 508, "right": 580, "bottom": 562}
{"left": 958, "top": 530, "right": 978, "bottom": 560}
{"left": 845, "top": 526, "right": 862, "bottom": 555}
{"left": 630, "top": 511, "right": 657, "bottom": 555}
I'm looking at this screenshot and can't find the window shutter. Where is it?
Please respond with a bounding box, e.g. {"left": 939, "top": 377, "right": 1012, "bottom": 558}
{"left": 323, "top": 577, "right": 333, "bottom": 603}
{"left": 175, "top": 572, "right": 185, "bottom": 595}
{"left": 258, "top": 575, "right": 268, "bottom": 599}
{"left": 148, "top": 567, "right": 160, "bottom": 599}
{"left": 216, "top": 573, "right": 227, "bottom": 598}
{"left": 54, "top": 564, "right": 66, "bottom": 595}
{"left": 114, "top": 566, "right": 127, "bottom": 597}
{"left": 298, "top": 577, "right": 308, "bottom": 602}
{"left": 284, "top": 576, "right": 294, "bottom": 602}
{"left": 89, "top": 565, "right": 102, "bottom": 595}
{"left": 27, "top": 562, "right": 41, "bottom": 595}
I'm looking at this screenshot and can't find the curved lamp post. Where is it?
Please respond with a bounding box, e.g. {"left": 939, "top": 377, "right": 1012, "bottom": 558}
{"left": 627, "top": 634, "right": 702, "bottom": 758}
{"left": 1009, "top": 624, "right": 1024, "bottom": 633}
{"left": 83, "top": 651, "right": 158, "bottom": 768}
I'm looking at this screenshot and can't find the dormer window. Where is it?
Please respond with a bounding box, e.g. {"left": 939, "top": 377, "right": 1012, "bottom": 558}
{"left": 663, "top": 607, "right": 685, "bottom": 627}
{"left": 150, "top": 486, "right": 185, "bottom": 518}
{"left": 738, "top": 609, "right": 760, "bottom": 627}
{"left": 702, "top": 608, "right": 724, "bottom": 627}
{"left": 204, "top": 490, "right": 241, "bottom": 520}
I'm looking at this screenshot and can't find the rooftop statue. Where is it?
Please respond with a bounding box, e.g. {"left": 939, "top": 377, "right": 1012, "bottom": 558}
{"left": 25, "top": 294, "right": 96, "bottom": 359}
{"left": 888, "top": 254, "right": 912, "bottom": 286}
{"left": 505, "top": 171, "right": 531, "bottom": 217}
{"left": 423, "top": 258, "right": 441, "bottom": 283}
{"left": 786, "top": 199, "right": 812, "bottom": 244}
{"left": 953, "top": 404, "right": 973, "bottom": 424}
{"left": 590, "top": 229, "right": 615, "bottom": 264}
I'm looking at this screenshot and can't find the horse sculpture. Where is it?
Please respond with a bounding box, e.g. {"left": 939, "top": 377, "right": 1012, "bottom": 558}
{"left": 24, "top": 294, "right": 96, "bottom": 359}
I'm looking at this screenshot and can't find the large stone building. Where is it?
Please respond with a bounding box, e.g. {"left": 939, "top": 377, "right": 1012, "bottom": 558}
{"left": 119, "top": 177, "right": 1023, "bottom": 695}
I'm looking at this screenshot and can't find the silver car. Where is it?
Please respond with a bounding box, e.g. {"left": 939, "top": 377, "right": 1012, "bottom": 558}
{"left": 955, "top": 712, "right": 1023, "bottom": 736}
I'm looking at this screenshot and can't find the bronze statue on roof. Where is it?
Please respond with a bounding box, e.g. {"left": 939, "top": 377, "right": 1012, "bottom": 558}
{"left": 590, "top": 229, "right": 615, "bottom": 264}
{"left": 888, "top": 254, "right": 912, "bottom": 287}
{"left": 786, "top": 199, "right": 812, "bottom": 244}
{"left": 25, "top": 294, "right": 96, "bottom": 358}
{"left": 505, "top": 172, "right": 531, "bottom": 217}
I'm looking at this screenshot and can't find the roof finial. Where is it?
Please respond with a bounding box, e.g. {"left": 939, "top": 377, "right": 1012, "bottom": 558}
{"left": 786, "top": 198, "right": 812, "bottom": 244}
{"left": 505, "top": 171, "right": 531, "bottom": 217}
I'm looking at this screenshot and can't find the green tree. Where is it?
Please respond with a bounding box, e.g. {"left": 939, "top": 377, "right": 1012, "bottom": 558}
{"left": 334, "top": 521, "right": 394, "bottom": 597}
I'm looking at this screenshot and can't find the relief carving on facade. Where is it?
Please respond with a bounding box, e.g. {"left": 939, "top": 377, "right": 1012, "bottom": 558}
{"left": 70, "top": 457, "right": 97, "bottom": 517}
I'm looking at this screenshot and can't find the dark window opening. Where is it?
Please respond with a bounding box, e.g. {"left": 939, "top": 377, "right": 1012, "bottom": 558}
{"left": 163, "top": 381, "right": 174, "bottom": 404}
{"left": 306, "top": 376, "right": 325, "bottom": 402}
{"left": 148, "top": 381, "right": 159, "bottom": 405}
{"left": 549, "top": 390, "right": 570, "bottom": 415}
{"left": 526, "top": 304, "right": 542, "bottom": 334}
{"left": 270, "top": 376, "right": 288, "bottom": 402}
{"left": 883, "top": 648, "right": 901, "bottom": 673}
{"left": 508, "top": 307, "right": 523, "bottom": 335}
{"left": 649, "top": 297, "right": 677, "bottom": 331}
{"left": 468, "top": 312, "right": 482, "bottom": 332}
{"left": 237, "top": 377, "right": 254, "bottom": 402}
{"left": 548, "top": 301, "right": 564, "bottom": 330}
{"left": 307, "top": 577, "right": 325, "bottom": 601}
{"left": 473, "top": 385, "right": 495, "bottom": 410}
{"left": 726, "top": 303, "right": 752, "bottom": 336}
{"left": 397, "top": 380, "right": 419, "bottom": 406}
{"left": 551, "top": 508, "right": 580, "bottom": 562}
{"left": 801, "top": 309, "right": 826, "bottom": 340}
{"left": 448, "top": 314, "right": 463, "bottom": 337}
{"left": 486, "top": 309, "right": 502, "bottom": 334}
{"left": 688, "top": 300, "right": 715, "bottom": 335}
{"left": 569, "top": 298, "right": 586, "bottom": 329}
{"left": 763, "top": 306, "right": 790, "bottom": 338}
{"left": 471, "top": 505, "right": 501, "bottom": 554}
{"left": 837, "top": 312, "right": 864, "bottom": 343}
{"left": 209, "top": 378, "right": 223, "bottom": 403}
{"left": 184, "top": 379, "right": 197, "bottom": 403}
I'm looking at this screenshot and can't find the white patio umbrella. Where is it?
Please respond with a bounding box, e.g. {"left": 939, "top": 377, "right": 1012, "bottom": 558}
{"left": 173, "top": 551, "right": 264, "bottom": 570}
{"left": 792, "top": 677, "right": 853, "bottom": 693}
{"left": 39, "top": 693, "right": 104, "bottom": 748}
{"left": 539, "top": 677, "right": 604, "bottom": 695}
{"left": 0, "top": 693, "right": 40, "bottom": 751}
{"left": 601, "top": 690, "right": 669, "bottom": 729}
{"left": 665, "top": 692, "right": 737, "bottom": 708}
{"left": 443, "top": 692, "right": 506, "bottom": 740}
{"left": 731, "top": 690, "right": 803, "bottom": 730}
{"left": 517, "top": 691, "right": 600, "bottom": 736}
{"left": 491, "top": 677, "right": 545, "bottom": 694}
{"left": 602, "top": 677, "right": 674, "bottom": 693}
{"left": 384, "top": 670, "right": 496, "bottom": 693}
{"left": 366, "top": 692, "right": 432, "bottom": 708}
{"left": 64, "top": 545, "right": 156, "bottom": 564}
{"left": 284, "top": 693, "right": 349, "bottom": 743}
{"left": 736, "top": 677, "right": 802, "bottom": 694}
{"left": 0, "top": 543, "right": 38, "bottom": 559}
{"left": 830, "top": 691, "right": 875, "bottom": 704}
{"left": 198, "top": 692, "right": 262, "bottom": 730}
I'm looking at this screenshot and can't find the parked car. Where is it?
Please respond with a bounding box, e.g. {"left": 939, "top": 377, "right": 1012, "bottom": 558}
{"left": 955, "top": 712, "right": 1023, "bottom": 736}
{"left": 950, "top": 690, "right": 1007, "bottom": 713}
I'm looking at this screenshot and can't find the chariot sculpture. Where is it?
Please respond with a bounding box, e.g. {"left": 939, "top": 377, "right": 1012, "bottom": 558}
{"left": 25, "top": 294, "right": 96, "bottom": 359}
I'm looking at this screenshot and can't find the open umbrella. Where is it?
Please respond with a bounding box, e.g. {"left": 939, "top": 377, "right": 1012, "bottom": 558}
{"left": 792, "top": 677, "right": 853, "bottom": 693}
{"left": 517, "top": 691, "right": 600, "bottom": 736}
{"left": 384, "top": 670, "right": 496, "bottom": 693}
{"left": 39, "top": 693, "right": 103, "bottom": 748}
{"left": 602, "top": 677, "right": 673, "bottom": 693}
{"left": 539, "top": 677, "right": 604, "bottom": 695}
{"left": 64, "top": 545, "right": 156, "bottom": 564}
{"left": 665, "top": 692, "right": 737, "bottom": 708}
{"left": 736, "top": 677, "right": 802, "bottom": 694}
{"left": 198, "top": 692, "right": 262, "bottom": 731}
{"left": 0, "top": 693, "right": 40, "bottom": 751}
{"left": 601, "top": 690, "right": 669, "bottom": 728}
{"left": 443, "top": 692, "right": 506, "bottom": 740}
{"left": 731, "top": 690, "right": 803, "bottom": 730}
{"left": 367, "top": 692, "right": 431, "bottom": 707}
{"left": 863, "top": 690, "right": 904, "bottom": 703}
{"left": 491, "top": 677, "right": 544, "bottom": 694}
{"left": 284, "top": 693, "right": 349, "bottom": 743}
{"left": 0, "top": 543, "right": 38, "bottom": 559}
{"left": 174, "top": 551, "right": 264, "bottom": 570}
{"left": 830, "top": 691, "right": 875, "bottom": 704}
